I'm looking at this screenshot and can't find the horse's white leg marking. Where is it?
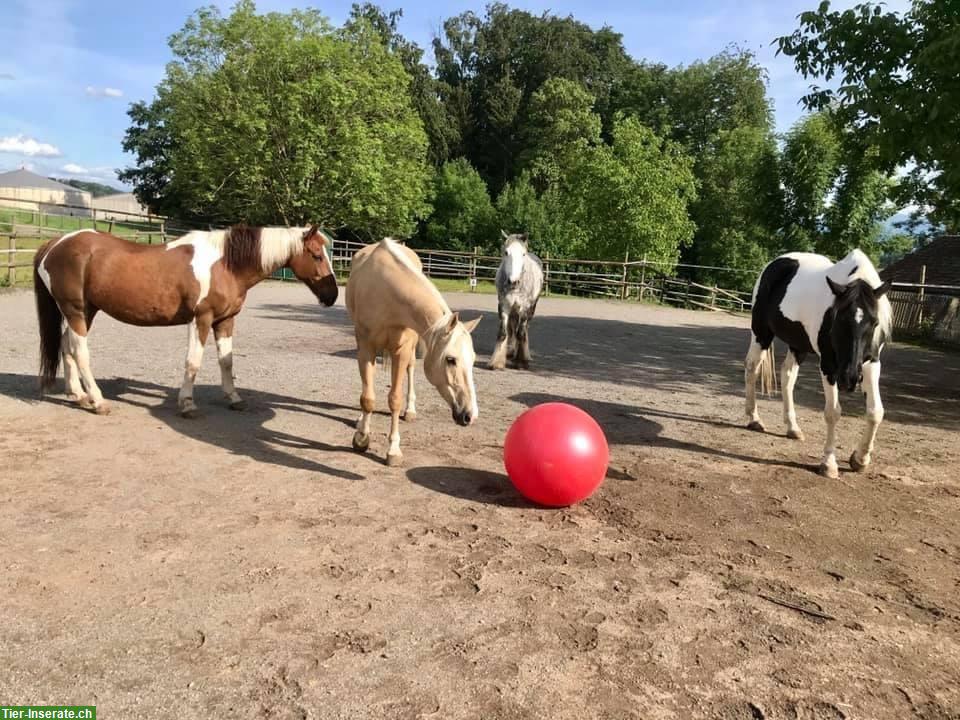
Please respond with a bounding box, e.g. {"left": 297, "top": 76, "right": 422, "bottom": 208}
{"left": 744, "top": 338, "right": 765, "bottom": 431}
{"left": 403, "top": 355, "right": 417, "bottom": 421}
{"left": 781, "top": 351, "right": 803, "bottom": 440}
{"left": 61, "top": 328, "right": 85, "bottom": 401}
{"left": 489, "top": 308, "right": 510, "bottom": 369}
{"left": 213, "top": 322, "right": 244, "bottom": 408}
{"left": 852, "top": 360, "right": 883, "bottom": 471}
{"left": 820, "top": 372, "right": 842, "bottom": 479}
{"left": 178, "top": 320, "right": 205, "bottom": 416}
{"left": 353, "top": 346, "right": 376, "bottom": 452}
{"left": 69, "top": 327, "right": 108, "bottom": 414}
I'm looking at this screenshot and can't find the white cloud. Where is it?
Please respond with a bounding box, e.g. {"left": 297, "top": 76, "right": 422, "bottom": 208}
{"left": 0, "top": 134, "right": 62, "bottom": 157}
{"left": 85, "top": 85, "right": 123, "bottom": 98}
{"left": 62, "top": 162, "right": 88, "bottom": 173}
{"left": 0, "top": 72, "right": 14, "bottom": 81}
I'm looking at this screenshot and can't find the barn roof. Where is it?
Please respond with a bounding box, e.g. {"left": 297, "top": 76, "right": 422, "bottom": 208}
{"left": 881, "top": 235, "right": 960, "bottom": 287}
{"left": 0, "top": 168, "right": 79, "bottom": 192}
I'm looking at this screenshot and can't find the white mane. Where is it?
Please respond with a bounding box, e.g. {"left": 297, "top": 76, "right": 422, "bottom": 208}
{"left": 833, "top": 249, "right": 893, "bottom": 344}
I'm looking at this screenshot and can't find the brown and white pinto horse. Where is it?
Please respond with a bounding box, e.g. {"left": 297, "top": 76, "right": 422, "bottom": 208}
{"left": 34, "top": 225, "right": 337, "bottom": 416}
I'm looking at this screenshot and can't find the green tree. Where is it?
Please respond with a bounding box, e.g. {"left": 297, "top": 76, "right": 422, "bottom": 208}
{"left": 121, "top": 1, "right": 431, "bottom": 236}
{"left": 557, "top": 117, "right": 697, "bottom": 268}
{"left": 422, "top": 158, "right": 498, "bottom": 252}
{"left": 688, "top": 126, "right": 783, "bottom": 282}
{"left": 777, "top": 0, "right": 960, "bottom": 231}
{"left": 781, "top": 113, "right": 894, "bottom": 259}
{"left": 433, "top": 4, "right": 631, "bottom": 191}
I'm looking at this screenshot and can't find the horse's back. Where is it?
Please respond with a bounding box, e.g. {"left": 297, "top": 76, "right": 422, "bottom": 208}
{"left": 347, "top": 240, "right": 425, "bottom": 320}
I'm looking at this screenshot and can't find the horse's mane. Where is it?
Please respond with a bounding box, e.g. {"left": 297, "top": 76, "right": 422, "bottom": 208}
{"left": 222, "top": 225, "right": 263, "bottom": 272}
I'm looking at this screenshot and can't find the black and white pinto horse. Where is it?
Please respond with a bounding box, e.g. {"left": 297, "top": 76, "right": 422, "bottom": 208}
{"left": 745, "top": 249, "right": 892, "bottom": 479}
{"left": 489, "top": 232, "right": 544, "bottom": 370}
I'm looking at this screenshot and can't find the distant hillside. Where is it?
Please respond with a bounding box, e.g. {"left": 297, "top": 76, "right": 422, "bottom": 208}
{"left": 49, "top": 177, "right": 123, "bottom": 198}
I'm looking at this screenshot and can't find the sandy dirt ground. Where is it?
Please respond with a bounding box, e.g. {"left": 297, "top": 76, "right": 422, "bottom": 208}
{"left": 1, "top": 282, "right": 959, "bottom": 720}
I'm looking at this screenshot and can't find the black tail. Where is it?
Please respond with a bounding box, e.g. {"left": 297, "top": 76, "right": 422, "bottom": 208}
{"left": 34, "top": 242, "right": 62, "bottom": 391}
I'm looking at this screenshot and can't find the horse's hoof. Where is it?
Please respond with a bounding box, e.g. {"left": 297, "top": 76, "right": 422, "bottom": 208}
{"left": 229, "top": 399, "right": 248, "bottom": 412}
{"left": 352, "top": 433, "right": 370, "bottom": 452}
{"left": 786, "top": 428, "right": 804, "bottom": 441}
{"left": 386, "top": 452, "right": 404, "bottom": 467}
{"left": 402, "top": 410, "right": 417, "bottom": 423}
{"left": 849, "top": 451, "right": 868, "bottom": 472}
{"left": 747, "top": 420, "right": 766, "bottom": 433}
{"left": 180, "top": 405, "right": 199, "bottom": 419}
{"left": 66, "top": 392, "right": 88, "bottom": 403}
{"left": 488, "top": 361, "right": 505, "bottom": 371}
{"left": 818, "top": 463, "right": 839, "bottom": 480}
{"left": 93, "top": 402, "right": 111, "bottom": 416}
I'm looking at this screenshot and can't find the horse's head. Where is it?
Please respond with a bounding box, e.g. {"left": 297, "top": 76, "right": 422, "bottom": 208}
{"left": 288, "top": 225, "right": 338, "bottom": 306}
{"left": 423, "top": 312, "right": 482, "bottom": 426}
{"left": 826, "top": 276, "right": 891, "bottom": 392}
{"left": 501, "top": 230, "right": 529, "bottom": 285}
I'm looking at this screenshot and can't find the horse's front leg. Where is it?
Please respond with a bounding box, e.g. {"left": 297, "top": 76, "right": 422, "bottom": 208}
{"left": 819, "top": 372, "right": 842, "bottom": 479}
{"left": 851, "top": 361, "right": 883, "bottom": 471}
{"left": 488, "top": 303, "right": 510, "bottom": 370}
{"left": 352, "top": 343, "right": 376, "bottom": 453}
{"left": 386, "top": 346, "right": 411, "bottom": 466}
{"left": 213, "top": 316, "right": 245, "bottom": 411}
{"left": 781, "top": 350, "right": 803, "bottom": 440}
{"left": 403, "top": 350, "right": 418, "bottom": 422}
{"left": 178, "top": 317, "right": 211, "bottom": 418}
{"left": 515, "top": 314, "right": 531, "bottom": 369}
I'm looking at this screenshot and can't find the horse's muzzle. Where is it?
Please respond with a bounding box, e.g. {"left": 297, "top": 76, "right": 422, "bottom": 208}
{"left": 314, "top": 277, "right": 339, "bottom": 307}
{"left": 452, "top": 407, "right": 472, "bottom": 427}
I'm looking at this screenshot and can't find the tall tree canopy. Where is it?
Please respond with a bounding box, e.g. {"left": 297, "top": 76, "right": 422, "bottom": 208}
{"left": 121, "top": 0, "right": 431, "bottom": 235}
{"left": 777, "top": 0, "right": 960, "bottom": 231}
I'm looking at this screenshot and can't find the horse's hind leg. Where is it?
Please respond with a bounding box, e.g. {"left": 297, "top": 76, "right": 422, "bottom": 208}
{"left": 781, "top": 350, "right": 803, "bottom": 440}
{"left": 64, "top": 313, "right": 109, "bottom": 415}
{"left": 178, "top": 317, "right": 211, "bottom": 418}
{"left": 213, "top": 317, "right": 245, "bottom": 411}
{"left": 744, "top": 337, "right": 766, "bottom": 431}
{"left": 61, "top": 326, "right": 85, "bottom": 403}
{"left": 352, "top": 342, "right": 376, "bottom": 453}
{"left": 851, "top": 360, "right": 883, "bottom": 472}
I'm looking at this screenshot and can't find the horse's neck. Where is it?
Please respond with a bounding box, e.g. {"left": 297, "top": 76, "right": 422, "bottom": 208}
{"left": 400, "top": 287, "right": 449, "bottom": 337}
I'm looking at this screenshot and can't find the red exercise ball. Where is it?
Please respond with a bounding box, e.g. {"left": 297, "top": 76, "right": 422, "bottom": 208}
{"left": 504, "top": 402, "right": 609, "bottom": 507}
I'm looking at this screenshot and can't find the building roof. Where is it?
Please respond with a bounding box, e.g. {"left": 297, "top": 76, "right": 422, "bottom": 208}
{"left": 0, "top": 168, "right": 81, "bottom": 192}
{"left": 881, "top": 235, "right": 960, "bottom": 287}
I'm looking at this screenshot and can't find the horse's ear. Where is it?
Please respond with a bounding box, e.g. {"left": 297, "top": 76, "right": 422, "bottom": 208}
{"left": 875, "top": 281, "right": 891, "bottom": 297}
{"left": 463, "top": 315, "right": 481, "bottom": 334}
{"left": 826, "top": 277, "right": 846, "bottom": 297}
{"left": 447, "top": 312, "right": 459, "bottom": 333}
{"left": 501, "top": 229, "right": 509, "bottom": 240}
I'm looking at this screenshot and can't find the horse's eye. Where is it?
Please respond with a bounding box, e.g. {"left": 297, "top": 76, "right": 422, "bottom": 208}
{"left": 446, "top": 356, "right": 457, "bottom": 366}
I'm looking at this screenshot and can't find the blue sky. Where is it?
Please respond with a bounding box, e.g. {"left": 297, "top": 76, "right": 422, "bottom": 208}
{"left": 0, "top": 0, "right": 910, "bottom": 190}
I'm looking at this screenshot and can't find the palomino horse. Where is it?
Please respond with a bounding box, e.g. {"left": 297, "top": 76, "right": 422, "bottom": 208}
{"left": 745, "top": 249, "right": 892, "bottom": 479}
{"left": 345, "top": 238, "right": 480, "bottom": 466}
{"left": 34, "top": 225, "right": 337, "bottom": 416}
{"left": 489, "top": 231, "right": 543, "bottom": 370}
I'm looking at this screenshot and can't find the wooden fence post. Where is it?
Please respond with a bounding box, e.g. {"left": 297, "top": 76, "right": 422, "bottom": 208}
{"left": 544, "top": 254, "right": 551, "bottom": 296}
{"left": 918, "top": 264, "right": 927, "bottom": 327}
{"left": 620, "top": 250, "right": 629, "bottom": 300}
{"left": 685, "top": 278, "right": 692, "bottom": 308}
{"left": 471, "top": 246, "right": 479, "bottom": 292}
{"left": 710, "top": 284, "right": 717, "bottom": 311}
{"left": 638, "top": 253, "right": 647, "bottom": 301}
{"left": 7, "top": 234, "right": 15, "bottom": 286}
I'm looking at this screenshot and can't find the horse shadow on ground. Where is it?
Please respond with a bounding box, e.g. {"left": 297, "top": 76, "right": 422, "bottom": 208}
{"left": 0, "top": 372, "right": 373, "bottom": 479}
{"left": 466, "top": 312, "right": 960, "bottom": 433}
{"left": 510, "top": 391, "right": 819, "bottom": 475}
{"left": 406, "top": 467, "right": 532, "bottom": 508}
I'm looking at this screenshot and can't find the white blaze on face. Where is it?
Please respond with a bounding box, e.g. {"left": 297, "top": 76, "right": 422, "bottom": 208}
{"left": 506, "top": 242, "right": 525, "bottom": 283}
{"left": 855, "top": 307, "right": 864, "bottom": 324}
{"left": 167, "top": 232, "right": 224, "bottom": 306}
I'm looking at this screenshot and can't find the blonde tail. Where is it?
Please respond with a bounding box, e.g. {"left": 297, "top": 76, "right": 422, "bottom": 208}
{"left": 758, "top": 344, "right": 778, "bottom": 397}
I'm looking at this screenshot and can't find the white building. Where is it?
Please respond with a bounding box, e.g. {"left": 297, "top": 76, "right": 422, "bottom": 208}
{"left": 0, "top": 168, "right": 92, "bottom": 216}
{"left": 91, "top": 192, "right": 150, "bottom": 220}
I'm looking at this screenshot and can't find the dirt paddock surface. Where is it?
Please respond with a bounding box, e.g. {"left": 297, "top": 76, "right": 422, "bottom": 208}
{"left": 1, "top": 283, "right": 959, "bottom": 719}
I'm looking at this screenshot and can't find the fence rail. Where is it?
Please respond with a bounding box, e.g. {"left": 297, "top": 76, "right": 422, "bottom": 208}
{"left": 4, "top": 197, "right": 960, "bottom": 342}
